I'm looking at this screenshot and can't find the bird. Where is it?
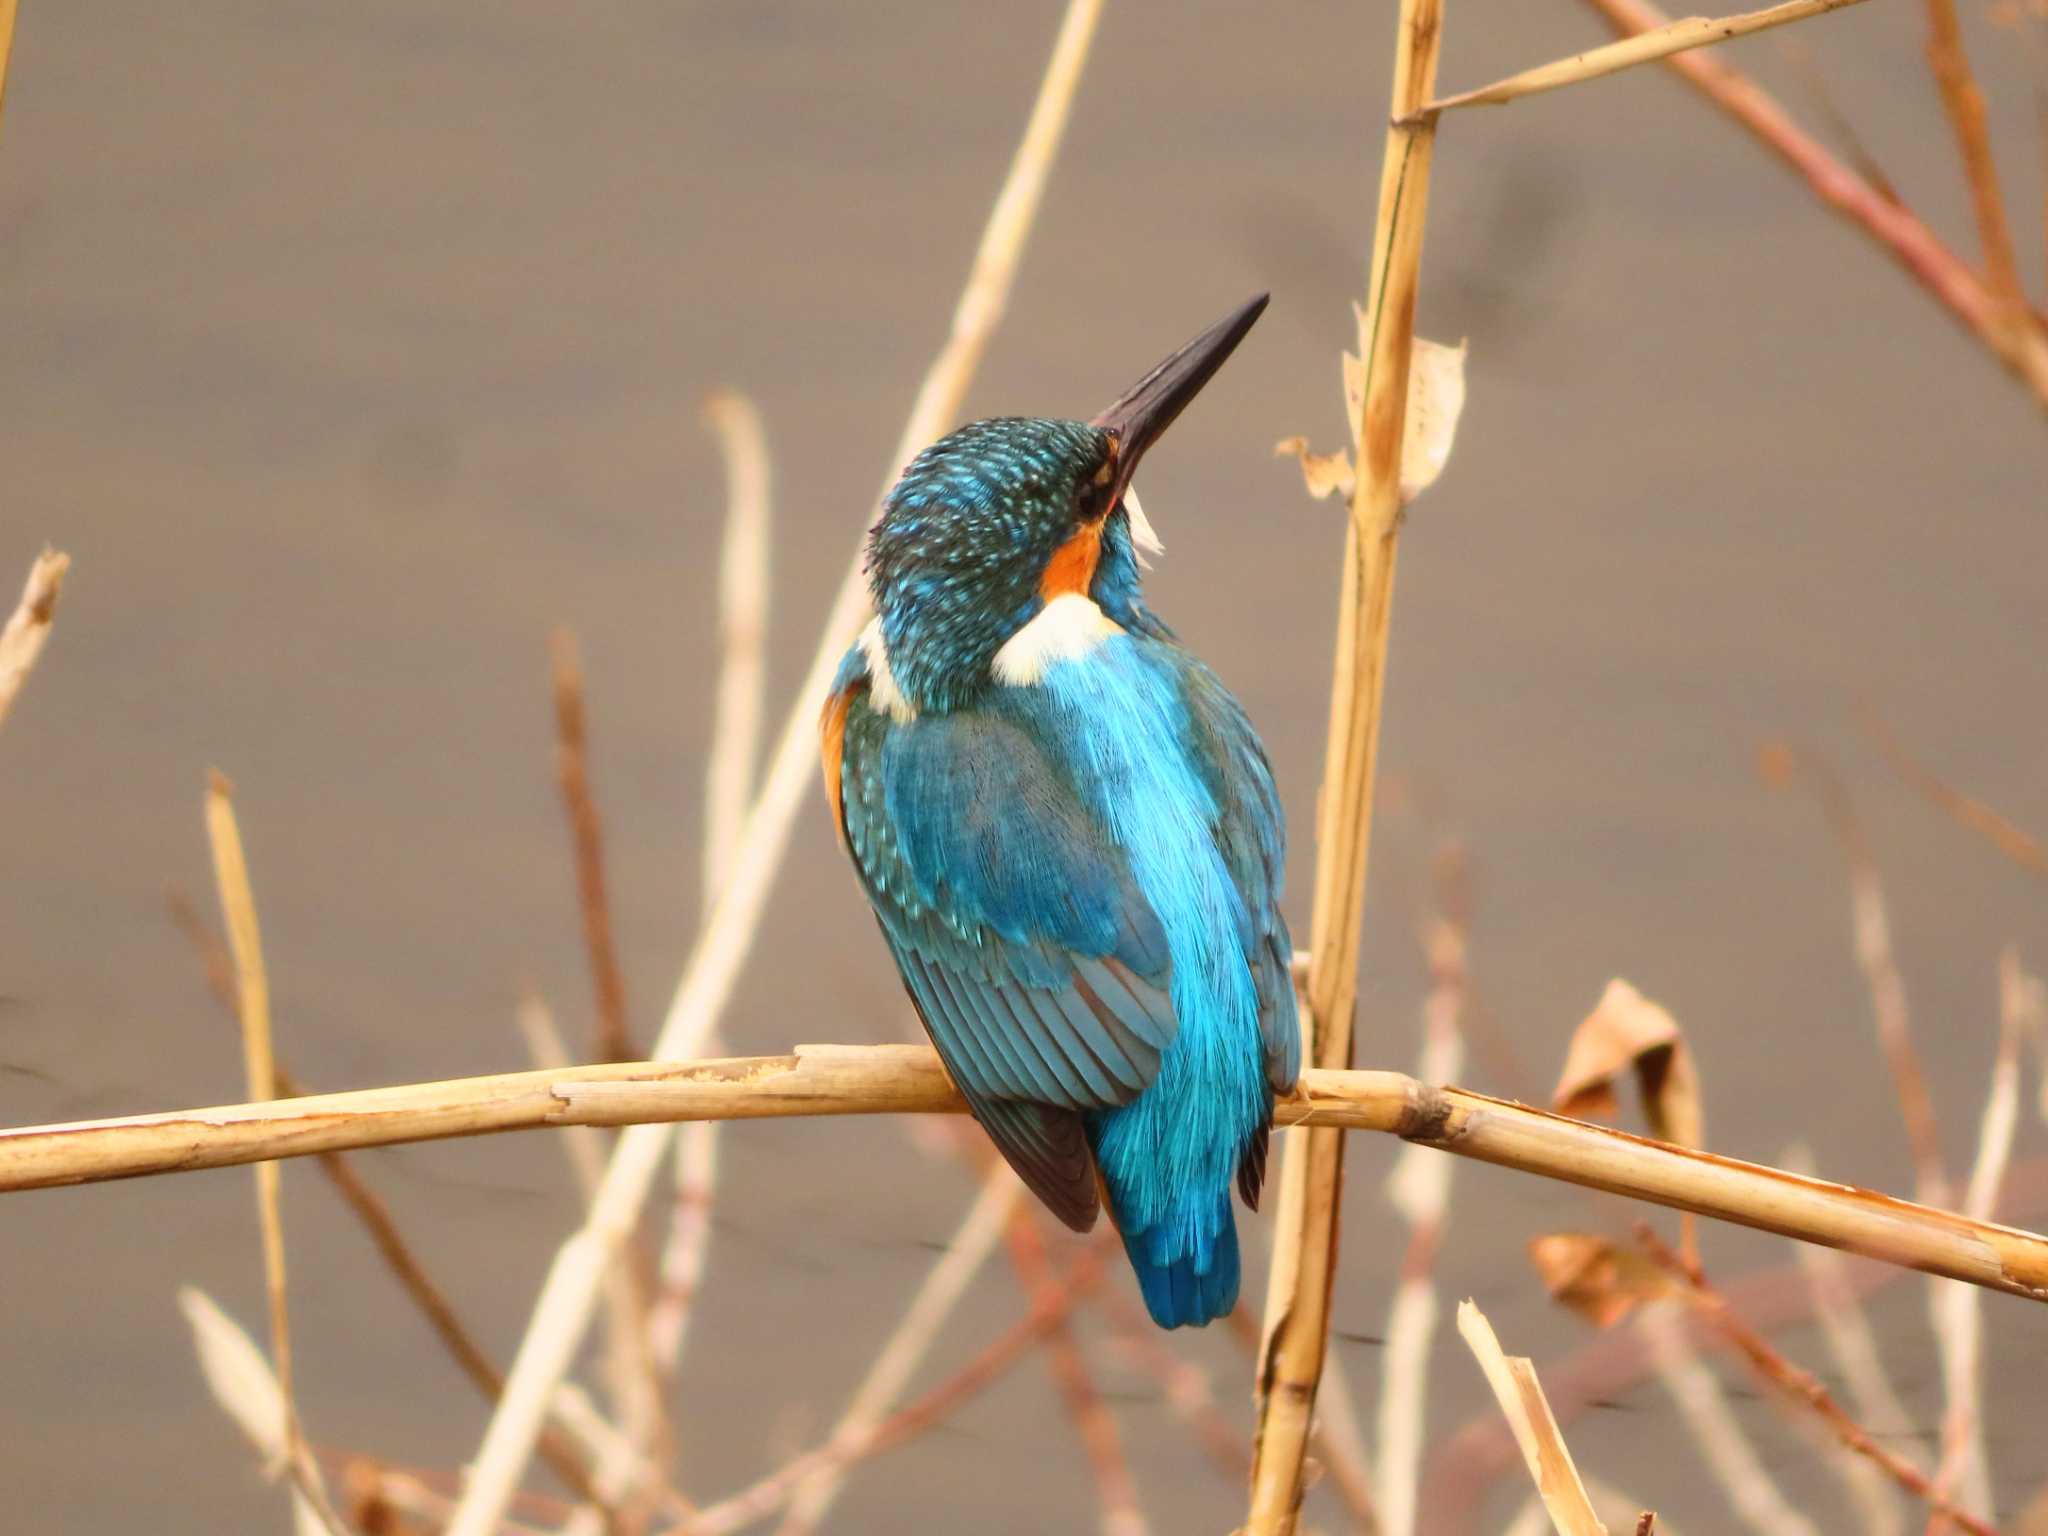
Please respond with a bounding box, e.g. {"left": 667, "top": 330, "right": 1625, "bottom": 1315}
{"left": 819, "top": 295, "right": 1298, "bottom": 1328}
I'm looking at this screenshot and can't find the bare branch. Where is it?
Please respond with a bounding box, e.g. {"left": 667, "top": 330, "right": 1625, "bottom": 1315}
{"left": 10, "top": 1046, "right": 2048, "bottom": 1301}
{"left": 1404, "top": 0, "right": 1870, "bottom": 121}
{"left": 550, "top": 628, "right": 636, "bottom": 1063}
{"left": 442, "top": 5, "right": 1108, "bottom": 1525}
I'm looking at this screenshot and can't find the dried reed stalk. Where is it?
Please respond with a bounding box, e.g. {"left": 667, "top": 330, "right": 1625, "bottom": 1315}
{"left": 1406, "top": 0, "right": 1868, "bottom": 120}
{"left": 441, "top": 5, "right": 1105, "bottom": 1525}
{"left": 1248, "top": 0, "right": 1444, "bottom": 1527}
{"left": 1375, "top": 884, "right": 1469, "bottom": 1536}
{"left": 699, "top": 389, "right": 771, "bottom": 909}
{"left": 202, "top": 777, "right": 346, "bottom": 1535}
{"left": 1005, "top": 1216, "right": 1148, "bottom": 1536}
{"left": 15, "top": 1047, "right": 2048, "bottom": 1301}
{"left": 1575, "top": 0, "right": 2048, "bottom": 404}
{"left": 774, "top": 1169, "right": 1021, "bottom": 1536}
{"left": 551, "top": 628, "right": 636, "bottom": 1064}
{"left": 0, "top": 546, "right": 68, "bottom": 731}
{"left": 1635, "top": 1227, "right": 1997, "bottom": 1536}
{"left": 518, "top": 989, "right": 671, "bottom": 1526}
{"left": 1456, "top": 1299, "right": 1605, "bottom": 1536}
{"left": 1925, "top": 950, "right": 2033, "bottom": 1533}
{"left": 647, "top": 389, "right": 771, "bottom": 1379}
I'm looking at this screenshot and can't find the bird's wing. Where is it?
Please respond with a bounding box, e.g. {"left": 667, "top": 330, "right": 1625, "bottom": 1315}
{"left": 830, "top": 676, "right": 1179, "bottom": 1231}
{"left": 1171, "top": 653, "right": 1301, "bottom": 1204}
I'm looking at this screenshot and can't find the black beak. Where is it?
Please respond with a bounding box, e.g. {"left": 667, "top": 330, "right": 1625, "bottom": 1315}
{"left": 1090, "top": 293, "right": 1267, "bottom": 503}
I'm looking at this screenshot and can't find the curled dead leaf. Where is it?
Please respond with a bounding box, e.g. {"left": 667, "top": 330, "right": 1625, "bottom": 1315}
{"left": 1554, "top": 979, "right": 1703, "bottom": 1152}
{"left": 1528, "top": 1233, "right": 1672, "bottom": 1329}
{"left": 1274, "top": 436, "right": 1357, "bottom": 501}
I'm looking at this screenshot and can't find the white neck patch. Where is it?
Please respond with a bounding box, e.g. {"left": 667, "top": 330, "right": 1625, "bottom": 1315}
{"left": 992, "top": 593, "right": 1121, "bottom": 686}
{"left": 857, "top": 617, "right": 917, "bottom": 722}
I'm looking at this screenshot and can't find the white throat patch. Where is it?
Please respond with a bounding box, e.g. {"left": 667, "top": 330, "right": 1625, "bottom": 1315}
{"left": 992, "top": 593, "right": 1120, "bottom": 686}
{"left": 1122, "top": 484, "right": 1163, "bottom": 569}
{"left": 857, "top": 617, "right": 917, "bottom": 722}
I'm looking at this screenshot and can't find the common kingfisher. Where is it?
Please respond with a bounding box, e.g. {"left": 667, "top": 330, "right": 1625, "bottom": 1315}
{"left": 820, "top": 296, "right": 1298, "bottom": 1328}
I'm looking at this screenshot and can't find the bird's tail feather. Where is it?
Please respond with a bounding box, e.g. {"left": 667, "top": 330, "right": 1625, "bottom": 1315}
{"left": 1117, "top": 1191, "right": 1240, "bottom": 1329}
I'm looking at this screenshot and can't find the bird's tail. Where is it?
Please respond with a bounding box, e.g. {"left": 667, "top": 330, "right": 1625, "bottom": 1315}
{"left": 1115, "top": 1189, "right": 1240, "bottom": 1330}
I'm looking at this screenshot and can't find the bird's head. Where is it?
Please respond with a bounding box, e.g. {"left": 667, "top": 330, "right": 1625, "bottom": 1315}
{"left": 862, "top": 294, "right": 1267, "bottom": 714}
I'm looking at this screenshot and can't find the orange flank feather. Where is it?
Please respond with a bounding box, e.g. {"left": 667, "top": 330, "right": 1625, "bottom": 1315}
{"left": 819, "top": 681, "right": 861, "bottom": 846}
{"left": 1040, "top": 519, "right": 1105, "bottom": 599}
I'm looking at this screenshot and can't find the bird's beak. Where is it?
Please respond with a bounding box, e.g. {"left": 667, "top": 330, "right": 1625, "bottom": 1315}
{"left": 1089, "top": 292, "right": 1268, "bottom": 506}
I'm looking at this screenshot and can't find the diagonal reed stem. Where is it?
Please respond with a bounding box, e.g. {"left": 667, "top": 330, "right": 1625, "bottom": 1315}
{"left": 435, "top": 5, "right": 1106, "bottom": 1529}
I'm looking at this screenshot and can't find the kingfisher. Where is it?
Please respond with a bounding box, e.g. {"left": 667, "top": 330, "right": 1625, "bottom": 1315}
{"left": 820, "top": 296, "right": 1298, "bottom": 1328}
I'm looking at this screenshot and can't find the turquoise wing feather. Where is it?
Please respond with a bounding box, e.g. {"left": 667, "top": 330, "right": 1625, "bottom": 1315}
{"left": 834, "top": 670, "right": 1179, "bottom": 1230}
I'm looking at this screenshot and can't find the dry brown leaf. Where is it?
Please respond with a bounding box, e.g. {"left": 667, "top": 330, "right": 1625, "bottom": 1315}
{"left": 1528, "top": 1233, "right": 1673, "bottom": 1328}
{"left": 1554, "top": 979, "right": 1704, "bottom": 1151}
{"left": 1273, "top": 436, "right": 1357, "bottom": 501}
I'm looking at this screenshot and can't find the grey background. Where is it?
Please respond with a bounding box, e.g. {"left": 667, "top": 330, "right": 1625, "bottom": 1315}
{"left": 3, "top": 2, "right": 2045, "bottom": 1531}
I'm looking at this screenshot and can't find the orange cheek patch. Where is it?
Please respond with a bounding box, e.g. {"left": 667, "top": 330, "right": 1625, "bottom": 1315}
{"left": 1040, "top": 520, "right": 1105, "bottom": 599}
{"left": 819, "top": 683, "right": 861, "bottom": 846}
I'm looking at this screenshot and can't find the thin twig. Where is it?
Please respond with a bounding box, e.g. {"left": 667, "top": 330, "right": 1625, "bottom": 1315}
{"left": 1779, "top": 38, "right": 1901, "bottom": 204}
{"left": 1925, "top": 950, "right": 2034, "bottom": 1533}
{"left": 1635, "top": 1227, "right": 2000, "bottom": 1536}
{"left": 1784, "top": 1145, "right": 1919, "bottom": 1534}
{"left": 648, "top": 1120, "right": 719, "bottom": 1373}
{"left": 1574, "top": 0, "right": 2048, "bottom": 405}
{"left": 0, "top": 546, "right": 69, "bottom": 731}
{"left": 164, "top": 886, "right": 611, "bottom": 1508}
{"left": 1403, "top": 0, "right": 1869, "bottom": 121}
{"left": 551, "top": 627, "right": 636, "bottom": 1064}
{"left": 1921, "top": 0, "right": 2028, "bottom": 317}
{"left": 667, "top": 1247, "right": 1106, "bottom": 1536}
{"left": 442, "top": 6, "right": 1106, "bottom": 1526}
{"left": 1005, "top": 1216, "right": 1148, "bottom": 1536}
{"left": 1637, "top": 1299, "right": 1819, "bottom": 1536}
{"left": 774, "top": 1169, "right": 1022, "bottom": 1536}
{"left": 1762, "top": 744, "right": 1949, "bottom": 1204}
{"left": 1249, "top": 1, "right": 1445, "bottom": 1528}
{"left": 1852, "top": 698, "right": 2047, "bottom": 876}
{"left": 1094, "top": 1289, "right": 1248, "bottom": 1485}
{"left": 203, "top": 776, "right": 347, "bottom": 1536}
